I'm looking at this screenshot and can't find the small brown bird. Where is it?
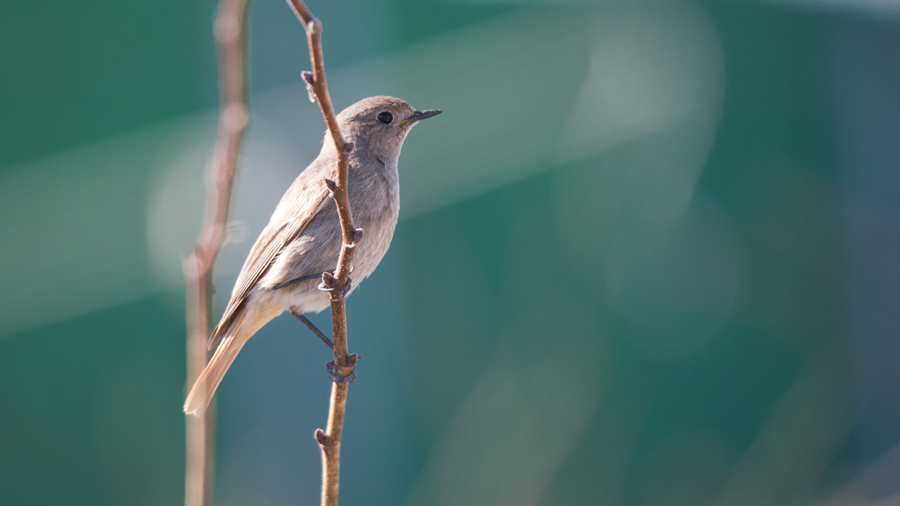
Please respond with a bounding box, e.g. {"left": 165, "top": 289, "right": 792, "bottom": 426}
{"left": 184, "top": 96, "right": 441, "bottom": 415}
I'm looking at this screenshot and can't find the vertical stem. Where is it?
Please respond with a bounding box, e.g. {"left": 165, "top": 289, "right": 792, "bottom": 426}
{"left": 286, "top": 2, "right": 359, "bottom": 506}
{"left": 319, "top": 382, "right": 348, "bottom": 505}
{"left": 316, "top": 298, "right": 355, "bottom": 506}
{"left": 185, "top": 262, "right": 216, "bottom": 506}
{"left": 185, "top": 0, "right": 250, "bottom": 505}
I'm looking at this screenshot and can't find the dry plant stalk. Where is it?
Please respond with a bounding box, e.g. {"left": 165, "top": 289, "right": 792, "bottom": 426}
{"left": 286, "top": 2, "right": 360, "bottom": 505}
{"left": 184, "top": 0, "right": 250, "bottom": 505}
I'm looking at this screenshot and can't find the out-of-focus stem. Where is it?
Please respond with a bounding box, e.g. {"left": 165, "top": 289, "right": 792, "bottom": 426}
{"left": 184, "top": 0, "right": 250, "bottom": 505}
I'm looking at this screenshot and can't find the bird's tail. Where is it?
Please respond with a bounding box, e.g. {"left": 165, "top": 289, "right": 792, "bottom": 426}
{"left": 184, "top": 332, "right": 245, "bottom": 416}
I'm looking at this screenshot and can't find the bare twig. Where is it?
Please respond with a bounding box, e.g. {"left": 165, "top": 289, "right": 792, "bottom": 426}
{"left": 286, "top": 2, "right": 359, "bottom": 505}
{"left": 184, "top": 0, "right": 250, "bottom": 505}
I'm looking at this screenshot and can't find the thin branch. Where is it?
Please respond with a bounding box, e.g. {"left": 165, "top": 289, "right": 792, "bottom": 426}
{"left": 286, "top": 2, "right": 359, "bottom": 506}
{"left": 184, "top": 0, "right": 250, "bottom": 505}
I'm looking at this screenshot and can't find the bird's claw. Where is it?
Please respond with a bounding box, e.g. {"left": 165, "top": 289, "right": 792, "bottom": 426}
{"left": 326, "top": 354, "right": 361, "bottom": 383}
{"left": 318, "top": 274, "right": 353, "bottom": 301}
{"left": 333, "top": 277, "right": 352, "bottom": 301}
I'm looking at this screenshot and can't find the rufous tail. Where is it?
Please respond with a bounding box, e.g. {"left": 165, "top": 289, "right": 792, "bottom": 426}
{"left": 184, "top": 334, "right": 245, "bottom": 415}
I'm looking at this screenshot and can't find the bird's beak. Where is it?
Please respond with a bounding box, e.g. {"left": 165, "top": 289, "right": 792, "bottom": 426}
{"left": 407, "top": 109, "right": 442, "bottom": 123}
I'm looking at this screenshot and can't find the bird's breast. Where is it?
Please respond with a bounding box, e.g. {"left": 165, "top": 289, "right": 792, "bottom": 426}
{"left": 345, "top": 164, "right": 400, "bottom": 282}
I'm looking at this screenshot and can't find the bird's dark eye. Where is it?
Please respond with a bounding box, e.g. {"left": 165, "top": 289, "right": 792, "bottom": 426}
{"left": 377, "top": 111, "right": 393, "bottom": 124}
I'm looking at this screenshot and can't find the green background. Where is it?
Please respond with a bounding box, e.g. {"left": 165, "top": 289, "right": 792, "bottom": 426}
{"left": 2, "top": 1, "right": 900, "bottom": 505}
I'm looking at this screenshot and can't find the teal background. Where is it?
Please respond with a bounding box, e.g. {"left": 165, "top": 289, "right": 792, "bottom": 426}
{"left": 2, "top": 1, "right": 900, "bottom": 505}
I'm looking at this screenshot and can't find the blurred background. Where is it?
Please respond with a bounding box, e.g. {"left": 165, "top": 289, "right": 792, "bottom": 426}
{"left": 2, "top": 0, "right": 900, "bottom": 505}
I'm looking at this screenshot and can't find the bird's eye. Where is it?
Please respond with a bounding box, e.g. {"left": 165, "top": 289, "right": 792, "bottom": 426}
{"left": 377, "top": 111, "right": 393, "bottom": 124}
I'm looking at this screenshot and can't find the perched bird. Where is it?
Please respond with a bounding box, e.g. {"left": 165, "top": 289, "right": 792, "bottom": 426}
{"left": 184, "top": 96, "right": 441, "bottom": 415}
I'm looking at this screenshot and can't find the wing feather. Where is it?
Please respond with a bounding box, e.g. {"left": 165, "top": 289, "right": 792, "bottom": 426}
{"left": 208, "top": 182, "right": 330, "bottom": 349}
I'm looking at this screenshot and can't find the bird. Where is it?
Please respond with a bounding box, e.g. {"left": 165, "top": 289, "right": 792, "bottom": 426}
{"left": 184, "top": 96, "right": 441, "bottom": 415}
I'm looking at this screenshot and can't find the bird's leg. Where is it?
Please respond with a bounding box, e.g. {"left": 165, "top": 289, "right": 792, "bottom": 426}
{"left": 290, "top": 309, "right": 360, "bottom": 382}
{"left": 290, "top": 309, "right": 334, "bottom": 349}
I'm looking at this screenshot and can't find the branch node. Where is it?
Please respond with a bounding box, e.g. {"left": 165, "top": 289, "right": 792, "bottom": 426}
{"left": 214, "top": 16, "right": 240, "bottom": 44}
{"left": 183, "top": 252, "right": 200, "bottom": 280}
{"left": 302, "top": 71, "right": 316, "bottom": 103}
{"left": 341, "top": 141, "right": 354, "bottom": 154}
{"left": 315, "top": 428, "right": 328, "bottom": 447}
{"left": 324, "top": 178, "right": 337, "bottom": 192}
{"left": 320, "top": 271, "right": 337, "bottom": 289}
{"left": 222, "top": 103, "right": 248, "bottom": 131}
{"left": 352, "top": 228, "right": 364, "bottom": 243}
{"left": 306, "top": 19, "right": 321, "bottom": 35}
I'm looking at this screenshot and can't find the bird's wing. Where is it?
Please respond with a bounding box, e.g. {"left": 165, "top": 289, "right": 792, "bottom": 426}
{"left": 208, "top": 182, "right": 331, "bottom": 349}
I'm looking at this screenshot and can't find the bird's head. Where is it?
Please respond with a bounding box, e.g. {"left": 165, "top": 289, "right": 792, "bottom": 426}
{"left": 331, "top": 96, "right": 441, "bottom": 162}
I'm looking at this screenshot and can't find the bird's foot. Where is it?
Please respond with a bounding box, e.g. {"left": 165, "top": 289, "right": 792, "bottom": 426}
{"left": 334, "top": 277, "right": 352, "bottom": 301}
{"left": 326, "top": 354, "right": 361, "bottom": 383}
{"left": 318, "top": 274, "right": 353, "bottom": 302}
